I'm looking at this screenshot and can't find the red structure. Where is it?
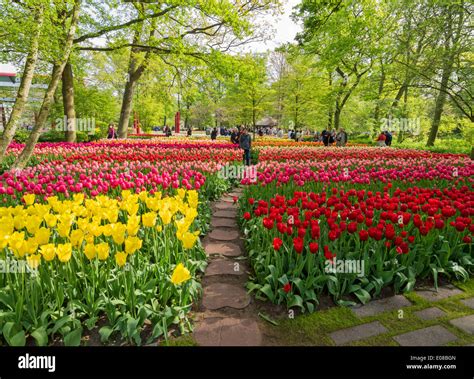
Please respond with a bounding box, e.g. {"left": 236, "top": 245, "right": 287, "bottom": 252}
{"left": 174, "top": 111, "right": 180, "bottom": 134}
{"left": 133, "top": 111, "right": 140, "bottom": 134}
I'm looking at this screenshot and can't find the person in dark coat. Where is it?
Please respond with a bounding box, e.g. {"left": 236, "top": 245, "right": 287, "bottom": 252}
{"left": 230, "top": 128, "right": 239, "bottom": 144}
{"left": 211, "top": 127, "right": 218, "bottom": 140}
{"left": 384, "top": 131, "right": 392, "bottom": 146}
{"left": 239, "top": 128, "right": 252, "bottom": 166}
{"left": 321, "top": 130, "right": 330, "bottom": 146}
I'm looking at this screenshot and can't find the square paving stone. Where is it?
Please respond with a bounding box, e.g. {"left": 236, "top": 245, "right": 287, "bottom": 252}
{"left": 414, "top": 307, "right": 447, "bottom": 320}
{"left": 393, "top": 325, "right": 457, "bottom": 346}
{"left": 460, "top": 297, "right": 474, "bottom": 309}
{"left": 352, "top": 295, "right": 412, "bottom": 317}
{"left": 415, "top": 286, "right": 463, "bottom": 302}
{"left": 330, "top": 321, "right": 388, "bottom": 345}
{"left": 449, "top": 315, "right": 474, "bottom": 335}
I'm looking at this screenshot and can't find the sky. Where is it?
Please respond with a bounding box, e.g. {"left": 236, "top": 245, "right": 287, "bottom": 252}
{"left": 243, "top": 0, "right": 302, "bottom": 53}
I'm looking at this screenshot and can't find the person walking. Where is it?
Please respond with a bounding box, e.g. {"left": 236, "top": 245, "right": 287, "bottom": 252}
{"left": 384, "top": 131, "right": 392, "bottom": 146}
{"left": 321, "top": 130, "right": 330, "bottom": 146}
{"left": 211, "top": 127, "right": 218, "bottom": 140}
{"left": 107, "top": 123, "right": 117, "bottom": 139}
{"left": 376, "top": 131, "right": 387, "bottom": 146}
{"left": 336, "top": 128, "right": 348, "bottom": 147}
{"left": 239, "top": 128, "right": 252, "bottom": 166}
{"left": 230, "top": 128, "right": 239, "bottom": 144}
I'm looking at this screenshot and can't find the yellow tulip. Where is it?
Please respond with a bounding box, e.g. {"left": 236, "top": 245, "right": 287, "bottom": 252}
{"left": 46, "top": 196, "right": 59, "bottom": 206}
{"left": 26, "top": 253, "right": 41, "bottom": 270}
{"left": 9, "top": 232, "right": 27, "bottom": 258}
{"left": 155, "top": 225, "right": 163, "bottom": 233}
{"left": 187, "top": 190, "right": 199, "bottom": 209}
{"left": 96, "top": 242, "right": 109, "bottom": 260}
{"left": 121, "top": 190, "right": 131, "bottom": 200}
{"left": 126, "top": 215, "right": 140, "bottom": 236}
{"left": 76, "top": 217, "right": 89, "bottom": 231}
{"left": 57, "top": 222, "right": 71, "bottom": 238}
{"left": 159, "top": 209, "right": 172, "bottom": 225}
{"left": 0, "top": 218, "right": 14, "bottom": 236}
{"left": 44, "top": 213, "right": 57, "bottom": 228}
{"left": 84, "top": 233, "right": 95, "bottom": 244}
{"left": 25, "top": 239, "right": 38, "bottom": 255}
{"left": 177, "top": 188, "right": 186, "bottom": 199}
{"left": 26, "top": 215, "right": 42, "bottom": 234}
{"left": 102, "top": 223, "right": 113, "bottom": 237}
{"left": 171, "top": 263, "right": 191, "bottom": 285}
{"left": 138, "top": 191, "right": 148, "bottom": 202}
{"left": 70, "top": 229, "right": 84, "bottom": 247}
{"left": 34, "top": 227, "right": 51, "bottom": 245}
{"left": 13, "top": 214, "right": 26, "bottom": 231}
{"left": 83, "top": 243, "right": 96, "bottom": 260}
{"left": 40, "top": 244, "right": 56, "bottom": 262}
{"left": 125, "top": 236, "right": 142, "bottom": 254}
{"left": 181, "top": 231, "right": 199, "bottom": 249}
{"left": 57, "top": 243, "right": 72, "bottom": 263}
{"left": 145, "top": 197, "right": 159, "bottom": 211}
{"left": 73, "top": 193, "right": 85, "bottom": 204}
{"left": 89, "top": 223, "right": 103, "bottom": 237}
{"left": 125, "top": 201, "right": 139, "bottom": 216}
{"left": 115, "top": 252, "right": 127, "bottom": 267}
{"left": 105, "top": 208, "right": 119, "bottom": 223}
{"left": 142, "top": 212, "right": 157, "bottom": 227}
{"left": 23, "top": 194, "right": 35, "bottom": 206}
{"left": 112, "top": 223, "right": 126, "bottom": 244}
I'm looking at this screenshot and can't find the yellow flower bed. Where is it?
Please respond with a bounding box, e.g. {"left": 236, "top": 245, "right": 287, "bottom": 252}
{"left": 1, "top": 189, "right": 200, "bottom": 270}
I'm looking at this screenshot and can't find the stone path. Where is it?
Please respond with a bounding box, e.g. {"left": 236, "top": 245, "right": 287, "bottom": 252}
{"left": 193, "top": 187, "right": 263, "bottom": 346}
{"left": 333, "top": 285, "right": 472, "bottom": 346}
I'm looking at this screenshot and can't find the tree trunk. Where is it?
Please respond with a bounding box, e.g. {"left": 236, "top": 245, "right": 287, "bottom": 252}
{"left": 397, "top": 86, "right": 409, "bottom": 143}
{"left": 327, "top": 72, "right": 333, "bottom": 130}
{"left": 118, "top": 78, "right": 137, "bottom": 138}
{"left": 426, "top": 64, "right": 452, "bottom": 147}
{"left": 13, "top": 0, "right": 81, "bottom": 169}
{"left": 62, "top": 61, "right": 76, "bottom": 142}
{"left": 0, "top": 4, "right": 44, "bottom": 163}
{"left": 334, "top": 101, "right": 341, "bottom": 131}
{"left": 373, "top": 62, "right": 385, "bottom": 134}
{"left": 117, "top": 29, "right": 152, "bottom": 139}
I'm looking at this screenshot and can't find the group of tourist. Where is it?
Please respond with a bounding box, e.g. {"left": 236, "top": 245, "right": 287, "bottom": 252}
{"left": 314, "top": 129, "right": 348, "bottom": 147}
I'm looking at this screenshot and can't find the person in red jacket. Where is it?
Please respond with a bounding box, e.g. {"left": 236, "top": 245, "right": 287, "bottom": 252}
{"left": 376, "top": 132, "right": 387, "bottom": 147}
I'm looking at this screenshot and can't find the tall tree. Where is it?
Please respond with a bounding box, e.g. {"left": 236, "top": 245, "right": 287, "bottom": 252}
{"left": 0, "top": 1, "right": 45, "bottom": 163}
{"left": 13, "top": 0, "right": 82, "bottom": 169}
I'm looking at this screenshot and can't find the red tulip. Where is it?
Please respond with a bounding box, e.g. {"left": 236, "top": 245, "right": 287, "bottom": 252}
{"left": 293, "top": 237, "right": 304, "bottom": 254}
{"left": 273, "top": 237, "right": 283, "bottom": 251}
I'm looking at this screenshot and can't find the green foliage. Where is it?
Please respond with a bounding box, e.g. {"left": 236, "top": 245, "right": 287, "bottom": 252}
{"left": 13, "top": 130, "right": 30, "bottom": 143}
{"left": 38, "top": 131, "right": 90, "bottom": 143}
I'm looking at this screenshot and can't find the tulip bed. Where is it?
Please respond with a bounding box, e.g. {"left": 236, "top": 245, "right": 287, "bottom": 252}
{"left": 0, "top": 140, "right": 242, "bottom": 346}
{"left": 240, "top": 147, "right": 474, "bottom": 312}
{"left": 0, "top": 139, "right": 472, "bottom": 346}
